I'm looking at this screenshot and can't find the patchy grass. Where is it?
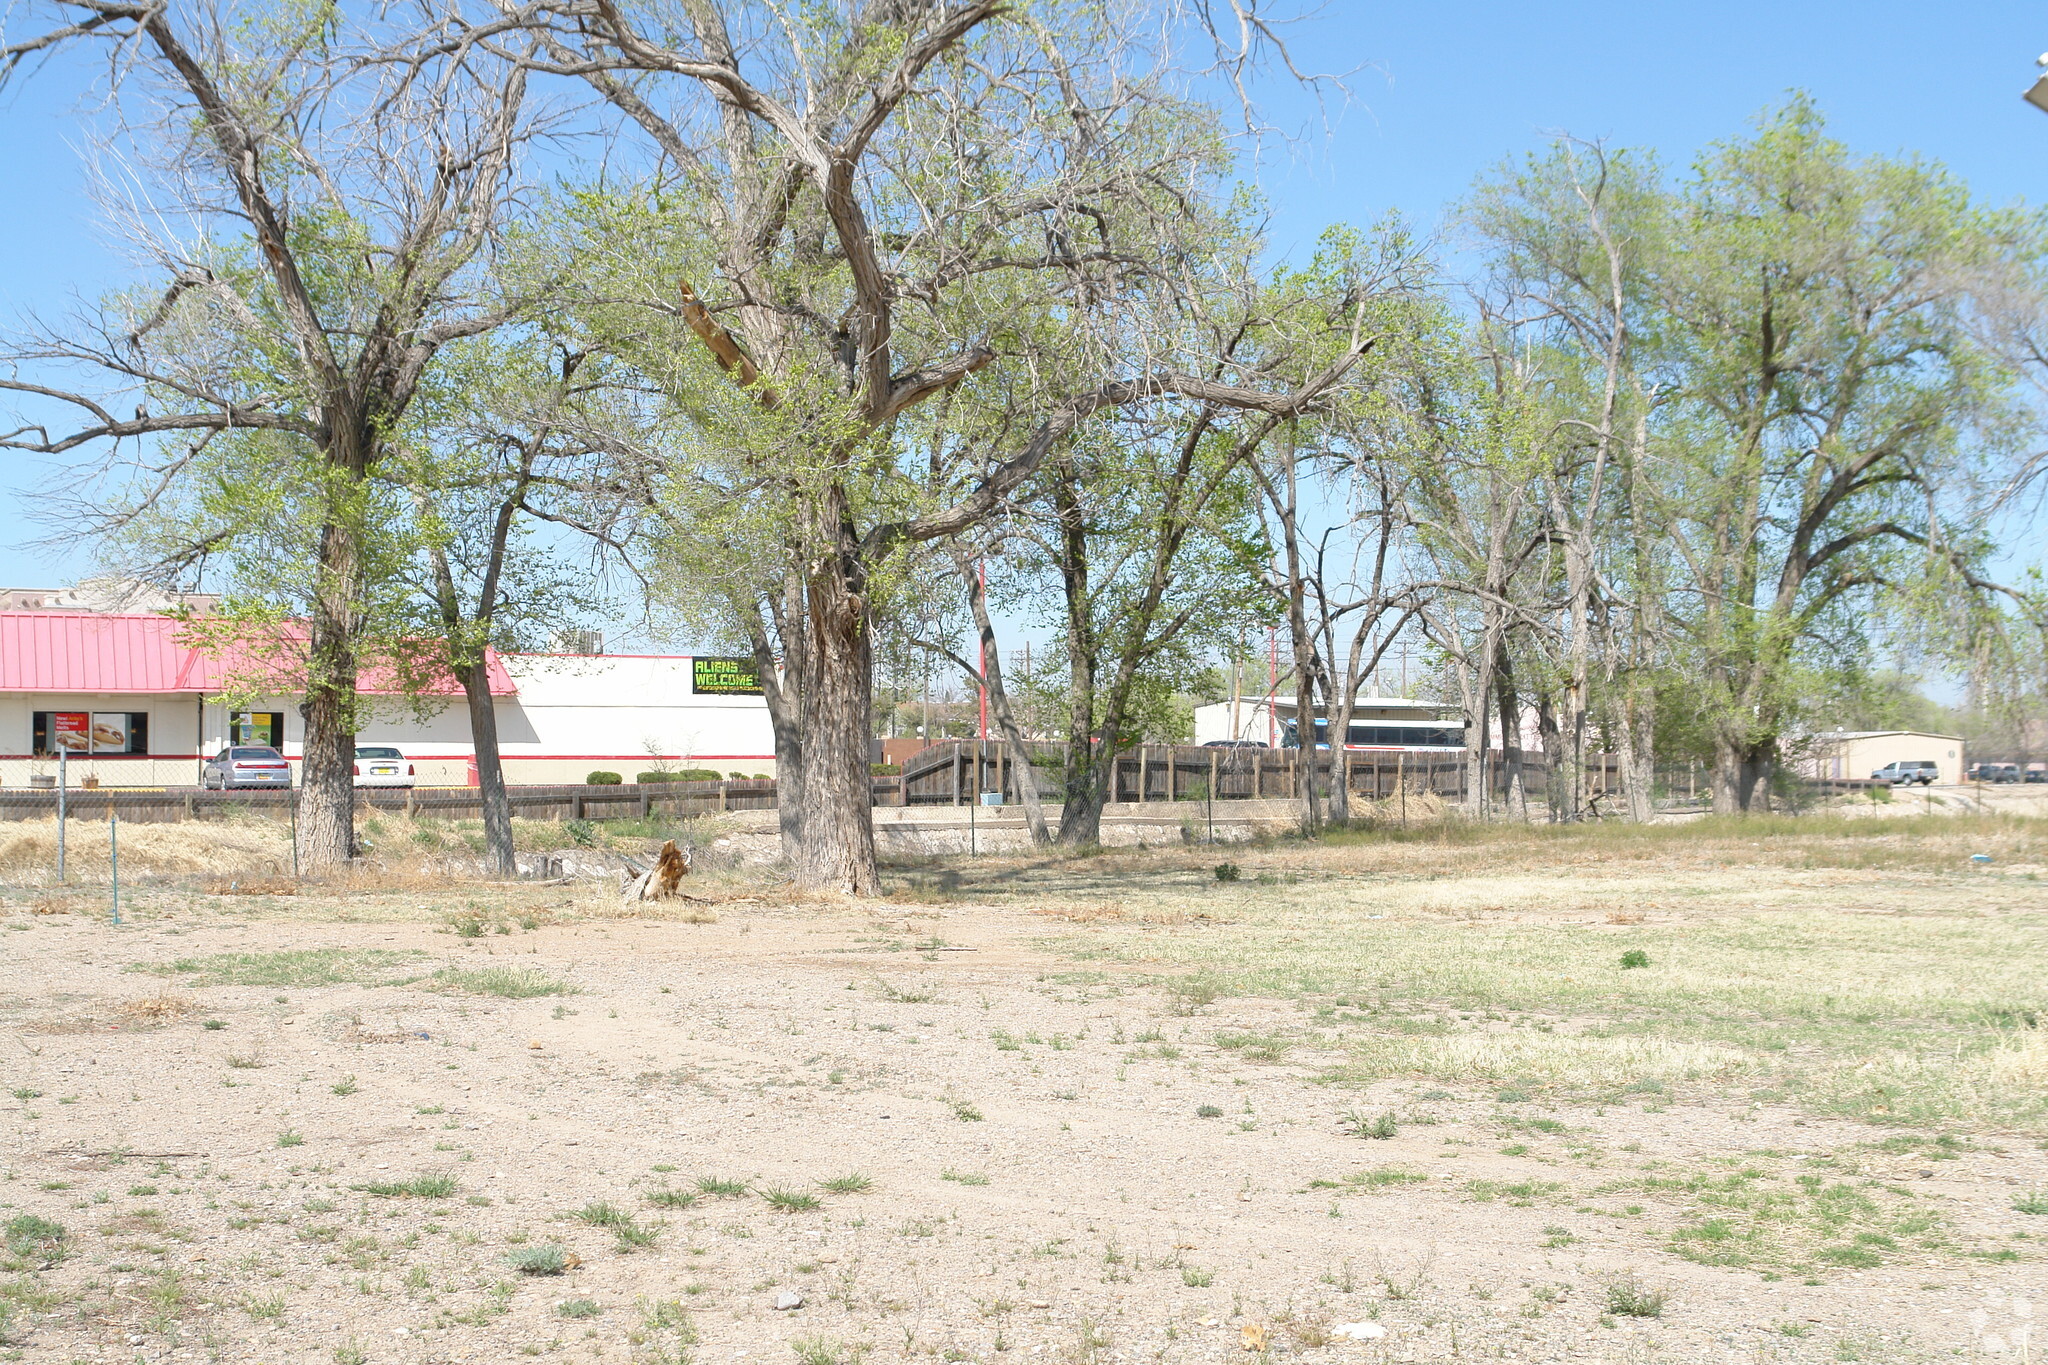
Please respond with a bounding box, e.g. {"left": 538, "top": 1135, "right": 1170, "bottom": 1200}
{"left": 1598, "top": 1158, "right": 1949, "bottom": 1274}
{"left": 355, "top": 1174, "right": 457, "bottom": 1199}
{"left": 431, "top": 966, "right": 578, "bottom": 999}
{"left": 950, "top": 814, "right": 2048, "bottom": 1131}
{"left": 129, "top": 948, "right": 427, "bottom": 988}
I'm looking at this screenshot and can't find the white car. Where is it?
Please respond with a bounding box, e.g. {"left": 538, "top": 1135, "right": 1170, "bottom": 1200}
{"left": 353, "top": 745, "right": 416, "bottom": 789}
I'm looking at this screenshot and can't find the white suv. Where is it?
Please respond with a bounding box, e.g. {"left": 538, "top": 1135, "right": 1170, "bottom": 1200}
{"left": 1871, "top": 760, "right": 1938, "bottom": 786}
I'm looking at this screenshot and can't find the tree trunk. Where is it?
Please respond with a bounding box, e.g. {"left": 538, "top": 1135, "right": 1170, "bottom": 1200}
{"left": 1711, "top": 731, "right": 1745, "bottom": 814}
{"left": 297, "top": 521, "right": 360, "bottom": 870}
{"left": 1534, "top": 691, "right": 1566, "bottom": 822}
{"left": 750, "top": 611, "right": 805, "bottom": 857}
{"left": 1054, "top": 470, "right": 1105, "bottom": 847}
{"left": 957, "top": 551, "right": 1049, "bottom": 845}
{"left": 1326, "top": 691, "right": 1356, "bottom": 826}
{"left": 1494, "top": 653, "right": 1526, "bottom": 821}
{"left": 1465, "top": 632, "right": 1498, "bottom": 820}
{"left": 1618, "top": 682, "right": 1657, "bottom": 822}
{"left": 791, "top": 535, "right": 879, "bottom": 896}
{"left": 463, "top": 659, "right": 515, "bottom": 877}
{"left": 1291, "top": 651, "right": 1321, "bottom": 836}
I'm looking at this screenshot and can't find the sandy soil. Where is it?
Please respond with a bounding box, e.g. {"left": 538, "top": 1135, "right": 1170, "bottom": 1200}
{"left": 1, "top": 873, "right": 2043, "bottom": 1365}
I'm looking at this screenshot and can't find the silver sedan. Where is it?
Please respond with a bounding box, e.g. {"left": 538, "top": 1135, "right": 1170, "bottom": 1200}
{"left": 201, "top": 746, "right": 293, "bottom": 790}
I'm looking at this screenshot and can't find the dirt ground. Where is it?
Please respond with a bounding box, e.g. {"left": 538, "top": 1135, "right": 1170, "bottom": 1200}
{"left": 2, "top": 813, "right": 2047, "bottom": 1365}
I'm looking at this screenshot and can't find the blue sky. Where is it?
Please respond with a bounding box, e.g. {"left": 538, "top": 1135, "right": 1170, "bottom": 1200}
{"left": 2, "top": 2, "right": 2045, "bottom": 596}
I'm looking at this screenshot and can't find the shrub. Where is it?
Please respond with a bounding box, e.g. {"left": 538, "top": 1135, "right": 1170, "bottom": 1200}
{"left": 2014, "top": 1191, "right": 2048, "bottom": 1215}
{"left": 1620, "top": 949, "right": 1651, "bottom": 969}
{"left": 870, "top": 762, "right": 901, "bottom": 775}
{"left": 1196, "top": 1104, "right": 1224, "bottom": 1118}
{"left": 677, "top": 769, "right": 722, "bottom": 782}
{"left": 636, "top": 771, "right": 680, "bottom": 784}
{"left": 1605, "top": 1278, "right": 1666, "bottom": 1317}
{"left": 585, "top": 771, "right": 622, "bottom": 786}
{"left": 728, "top": 771, "right": 747, "bottom": 780}
{"left": 1213, "top": 862, "right": 1241, "bottom": 882}
{"left": 508, "top": 1244, "right": 571, "bottom": 1275}
{"left": 1341, "top": 1109, "right": 1399, "bottom": 1140}
{"left": 557, "top": 1298, "right": 602, "bottom": 1319}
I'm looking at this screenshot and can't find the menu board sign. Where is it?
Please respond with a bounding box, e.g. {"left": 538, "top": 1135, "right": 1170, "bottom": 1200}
{"left": 43, "top": 711, "right": 135, "bottom": 754}
{"left": 691, "top": 656, "right": 763, "bottom": 696}
{"left": 51, "top": 712, "right": 90, "bottom": 753}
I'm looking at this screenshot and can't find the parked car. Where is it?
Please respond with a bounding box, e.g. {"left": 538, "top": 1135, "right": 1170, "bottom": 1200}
{"left": 1980, "top": 763, "right": 2023, "bottom": 784}
{"left": 2027, "top": 765, "right": 2047, "bottom": 784}
{"left": 353, "top": 745, "right": 416, "bottom": 790}
{"left": 1870, "top": 760, "right": 1939, "bottom": 786}
{"left": 201, "top": 745, "right": 293, "bottom": 790}
{"left": 1201, "top": 739, "right": 1270, "bottom": 749}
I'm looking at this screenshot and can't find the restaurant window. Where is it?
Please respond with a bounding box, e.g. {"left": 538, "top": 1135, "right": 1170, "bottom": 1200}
{"left": 231, "top": 711, "right": 285, "bottom": 747}
{"left": 33, "top": 711, "right": 150, "bottom": 756}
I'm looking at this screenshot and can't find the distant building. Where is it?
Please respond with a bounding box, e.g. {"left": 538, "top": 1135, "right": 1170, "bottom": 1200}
{"left": 1804, "top": 730, "right": 1964, "bottom": 786}
{"left": 1193, "top": 696, "right": 1464, "bottom": 750}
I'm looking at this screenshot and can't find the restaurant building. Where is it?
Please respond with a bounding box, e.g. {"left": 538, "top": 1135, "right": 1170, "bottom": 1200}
{"left": 0, "top": 610, "right": 775, "bottom": 788}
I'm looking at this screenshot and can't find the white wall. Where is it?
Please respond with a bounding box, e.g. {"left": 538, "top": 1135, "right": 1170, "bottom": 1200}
{"left": 0, "top": 692, "right": 208, "bottom": 787}
{"left": 1194, "top": 700, "right": 1282, "bottom": 745}
{"left": 0, "top": 654, "right": 778, "bottom": 789}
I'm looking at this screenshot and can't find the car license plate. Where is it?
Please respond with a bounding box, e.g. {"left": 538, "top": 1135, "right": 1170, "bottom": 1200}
{"left": 373, "top": 766, "right": 396, "bottom": 775}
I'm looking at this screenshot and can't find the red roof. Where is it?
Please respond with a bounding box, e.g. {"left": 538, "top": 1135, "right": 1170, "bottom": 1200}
{"left": 0, "top": 613, "right": 516, "bottom": 696}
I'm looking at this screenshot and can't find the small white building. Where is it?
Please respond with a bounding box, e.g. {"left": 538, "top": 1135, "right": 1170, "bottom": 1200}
{"left": 1193, "top": 696, "right": 1464, "bottom": 750}
{"left": 0, "top": 610, "right": 774, "bottom": 788}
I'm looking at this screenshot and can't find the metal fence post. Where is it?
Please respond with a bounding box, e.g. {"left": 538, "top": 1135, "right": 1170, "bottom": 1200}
{"left": 109, "top": 809, "right": 120, "bottom": 926}
{"left": 57, "top": 749, "right": 67, "bottom": 883}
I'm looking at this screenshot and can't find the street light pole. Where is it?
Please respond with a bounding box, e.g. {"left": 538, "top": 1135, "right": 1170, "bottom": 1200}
{"left": 2025, "top": 54, "right": 2048, "bottom": 112}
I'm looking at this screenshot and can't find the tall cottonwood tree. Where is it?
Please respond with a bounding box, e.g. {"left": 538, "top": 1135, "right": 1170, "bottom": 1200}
{"left": 1649, "top": 101, "right": 2033, "bottom": 811}
{"left": 0, "top": 1, "right": 540, "bottom": 868}
{"left": 511, "top": 0, "right": 1362, "bottom": 891}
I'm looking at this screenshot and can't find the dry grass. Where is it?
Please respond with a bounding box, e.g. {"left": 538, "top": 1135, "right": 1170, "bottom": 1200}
{"left": 0, "top": 817, "right": 291, "bottom": 885}
{"left": 115, "top": 992, "right": 198, "bottom": 1026}
{"left": 200, "top": 877, "right": 297, "bottom": 896}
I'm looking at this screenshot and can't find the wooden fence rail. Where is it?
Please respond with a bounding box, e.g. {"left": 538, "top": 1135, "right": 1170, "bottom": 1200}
{"left": 0, "top": 756, "right": 1880, "bottom": 825}
{"left": 896, "top": 740, "right": 1623, "bottom": 806}
{"left": 0, "top": 778, "right": 780, "bottom": 825}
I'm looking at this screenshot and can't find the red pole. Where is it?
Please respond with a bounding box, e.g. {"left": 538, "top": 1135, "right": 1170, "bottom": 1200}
{"left": 977, "top": 560, "right": 989, "bottom": 744}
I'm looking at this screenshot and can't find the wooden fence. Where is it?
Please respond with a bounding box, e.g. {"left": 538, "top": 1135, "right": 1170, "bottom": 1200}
{"left": 0, "top": 778, "right": 779, "bottom": 825}
{"left": 0, "top": 756, "right": 1882, "bottom": 825}
{"left": 897, "top": 740, "right": 1621, "bottom": 806}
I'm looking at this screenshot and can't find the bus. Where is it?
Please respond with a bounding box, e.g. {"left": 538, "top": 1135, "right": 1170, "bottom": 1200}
{"left": 1282, "top": 718, "right": 1465, "bottom": 751}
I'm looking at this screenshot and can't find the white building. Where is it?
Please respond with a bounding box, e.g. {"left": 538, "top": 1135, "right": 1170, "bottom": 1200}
{"left": 1802, "top": 730, "right": 1965, "bottom": 786}
{"left": 1193, "top": 696, "right": 1464, "bottom": 750}
{"left": 0, "top": 610, "right": 774, "bottom": 788}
